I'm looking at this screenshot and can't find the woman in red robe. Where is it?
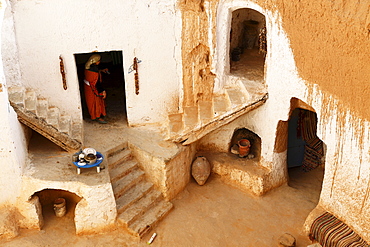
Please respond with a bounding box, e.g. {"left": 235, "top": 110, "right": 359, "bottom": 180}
{"left": 84, "top": 54, "right": 107, "bottom": 124}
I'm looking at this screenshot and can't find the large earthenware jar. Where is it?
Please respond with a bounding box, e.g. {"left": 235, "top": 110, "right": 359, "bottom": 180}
{"left": 191, "top": 156, "right": 211, "bottom": 186}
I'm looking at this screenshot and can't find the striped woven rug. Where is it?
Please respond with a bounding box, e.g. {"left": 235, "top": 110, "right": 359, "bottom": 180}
{"left": 309, "top": 212, "right": 369, "bottom": 247}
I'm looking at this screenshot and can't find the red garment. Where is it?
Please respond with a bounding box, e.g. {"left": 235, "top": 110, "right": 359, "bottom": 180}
{"left": 84, "top": 69, "right": 106, "bottom": 120}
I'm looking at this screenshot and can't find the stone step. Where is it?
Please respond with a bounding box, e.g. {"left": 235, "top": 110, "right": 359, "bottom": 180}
{"left": 168, "top": 113, "right": 183, "bottom": 134}
{"left": 226, "top": 88, "right": 248, "bottom": 106}
{"left": 110, "top": 159, "right": 138, "bottom": 184}
{"left": 183, "top": 106, "right": 199, "bottom": 129}
{"left": 71, "top": 120, "right": 82, "bottom": 142}
{"left": 8, "top": 86, "right": 82, "bottom": 151}
{"left": 116, "top": 181, "right": 153, "bottom": 215}
{"left": 46, "top": 106, "right": 60, "bottom": 128}
{"left": 8, "top": 86, "right": 25, "bottom": 107}
{"left": 128, "top": 200, "right": 174, "bottom": 238}
{"left": 198, "top": 100, "right": 213, "bottom": 124}
{"left": 112, "top": 167, "right": 145, "bottom": 199}
{"left": 213, "top": 94, "right": 231, "bottom": 116}
{"left": 36, "top": 97, "right": 48, "bottom": 120}
{"left": 108, "top": 148, "right": 132, "bottom": 169}
{"left": 24, "top": 90, "right": 37, "bottom": 113}
{"left": 59, "top": 115, "right": 71, "bottom": 135}
{"left": 107, "top": 143, "right": 128, "bottom": 157}
{"left": 117, "top": 189, "right": 162, "bottom": 228}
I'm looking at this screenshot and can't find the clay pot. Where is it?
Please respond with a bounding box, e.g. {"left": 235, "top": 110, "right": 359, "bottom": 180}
{"left": 191, "top": 156, "right": 211, "bottom": 186}
{"left": 238, "top": 139, "right": 251, "bottom": 157}
{"left": 53, "top": 198, "right": 66, "bottom": 217}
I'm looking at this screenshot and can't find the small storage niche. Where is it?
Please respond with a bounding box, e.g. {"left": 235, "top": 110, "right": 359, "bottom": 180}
{"left": 229, "top": 128, "right": 261, "bottom": 160}
{"left": 31, "top": 189, "right": 82, "bottom": 232}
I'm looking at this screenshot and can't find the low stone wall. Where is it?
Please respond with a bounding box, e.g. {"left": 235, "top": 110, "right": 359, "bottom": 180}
{"left": 129, "top": 141, "right": 197, "bottom": 201}
{"left": 0, "top": 208, "right": 19, "bottom": 241}
{"left": 16, "top": 169, "right": 117, "bottom": 235}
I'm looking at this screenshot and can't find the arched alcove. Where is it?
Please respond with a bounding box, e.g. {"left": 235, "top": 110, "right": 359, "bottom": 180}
{"left": 30, "top": 189, "right": 82, "bottom": 233}
{"left": 229, "top": 8, "right": 266, "bottom": 80}
{"left": 229, "top": 128, "right": 261, "bottom": 160}
{"left": 286, "top": 102, "right": 325, "bottom": 197}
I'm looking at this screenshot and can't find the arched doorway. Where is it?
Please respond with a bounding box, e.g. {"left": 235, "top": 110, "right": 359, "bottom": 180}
{"left": 288, "top": 108, "right": 324, "bottom": 170}
{"left": 287, "top": 105, "right": 325, "bottom": 194}
{"left": 31, "top": 189, "right": 82, "bottom": 233}
{"left": 229, "top": 8, "right": 266, "bottom": 80}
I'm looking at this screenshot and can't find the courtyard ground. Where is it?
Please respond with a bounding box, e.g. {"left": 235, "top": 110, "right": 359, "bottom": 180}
{"left": 0, "top": 84, "right": 324, "bottom": 246}
{"left": 1, "top": 164, "right": 323, "bottom": 247}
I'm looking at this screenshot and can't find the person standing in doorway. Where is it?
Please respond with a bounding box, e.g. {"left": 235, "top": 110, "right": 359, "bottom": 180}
{"left": 84, "top": 54, "right": 108, "bottom": 124}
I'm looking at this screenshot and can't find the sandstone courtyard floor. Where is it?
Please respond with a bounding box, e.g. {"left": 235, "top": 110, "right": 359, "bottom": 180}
{"left": 1, "top": 86, "right": 324, "bottom": 246}
{"left": 1, "top": 163, "right": 323, "bottom": 247}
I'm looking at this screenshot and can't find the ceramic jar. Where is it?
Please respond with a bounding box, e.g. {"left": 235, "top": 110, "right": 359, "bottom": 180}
{"left": 238, "top": 139, "right": 251, "bottom": 157}
{"left": 191, "top": 156, "right": 211, "bottom": 186}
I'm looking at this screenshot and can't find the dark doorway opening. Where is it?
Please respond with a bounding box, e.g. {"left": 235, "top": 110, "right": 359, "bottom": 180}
{"left": 288, "top": 108, "right": 307, "bottom": 168}
{"left": 74, "top": 51, "right": 127, "bottom": 125}
{"left": 229, "top": 8, "right": 266, "bottom": 81}
{"left": 31, "top": 189, "right": 82, "bottom": 233}
{"left": 287, "top": 108, "right": 325, "bottom": 190}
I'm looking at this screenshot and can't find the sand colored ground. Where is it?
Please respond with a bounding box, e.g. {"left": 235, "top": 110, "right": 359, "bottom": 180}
{"left": 1, "top": 75, "right": 324, "bottom": 246}
{"left": 1, "top": 165, "right": 323, "bottom": 247}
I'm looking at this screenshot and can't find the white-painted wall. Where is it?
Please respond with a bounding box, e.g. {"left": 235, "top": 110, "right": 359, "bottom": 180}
{"left": 1, "top": 0, "right": 22, "bottom": 87}
{"left": 0, "top": 0, "right": 28, "bottom": 207}
{"left": 3, "top": 0, "right": 182, "bottom": 125}
{"left": 0, "top": 94, "right": 27, "bottom": 206}
{"left": 17, "top": 176, "right": 117, "bottom": 234}
{"left": 207, "top": 0, "right": 370, "bottom": 241}
{"left": 212, "top": 0, "right": 307, "bottom": 170}
{"left": 2, "top": 0, "right": 369, "bottom": 241}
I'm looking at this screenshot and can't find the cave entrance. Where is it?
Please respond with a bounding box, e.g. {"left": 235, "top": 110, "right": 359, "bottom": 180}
{"left": 31, "top": 189, "right": 82, "bottom": 233}
{"left": 229, "top": 8, "right": 266, "bottom": 81}
{"left": 287, "top": 103, "right": 325, "bottom": 196}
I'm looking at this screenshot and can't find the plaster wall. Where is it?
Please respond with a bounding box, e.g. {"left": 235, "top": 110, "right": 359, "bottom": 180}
{"left": 1, "top": 0, "right": 21, "bottom": 87}
{"left": 306, "top": 87, "right": 370, "bottom": 242}
{"left": 0, "top": 89, "right": 27, "bottom": 206}
{"left": 0, "top": 0, "right": 27, "bottom": 207}
{"left": 129, "top": 141, "right": 197, "bottom": 201}
{"left": 204, "top": 0, "right": 307, "bottom": 172}
{"left": 17, "top": 176, "right": 117, "bottom": 234}
{"left": 198, "top": 0, "right": 370, "bottom": 242}
{"left": 163, "top": 143, "right": 197, "bottom": 200}
{"left": 5, "top": 0, "right": 182, "bottom": 126}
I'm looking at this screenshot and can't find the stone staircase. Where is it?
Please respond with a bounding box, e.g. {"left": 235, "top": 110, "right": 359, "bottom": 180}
{"left": 107, "top": 143, "right": 173, "bottom": 238}
{"left": 7, "top": 86, "right": 82, "bottom": 152}
{"left": 168, "top": 79, "right": 268, "bottom": 145}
